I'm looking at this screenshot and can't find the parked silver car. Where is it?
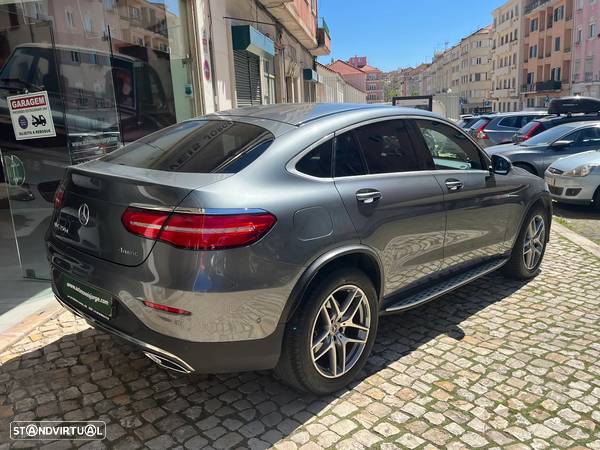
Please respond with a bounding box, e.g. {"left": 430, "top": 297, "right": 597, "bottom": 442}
{"left": 545, "top": 150, "right": 600, "bottom": 208}
{"left": 487, "top": 121, "right": 600, "bottom": 176}
{"left": 469, "top": 111, "right": 547, "bottom": 148}
{"left": 47, "top": 104, "right": 552, "bottom": 394}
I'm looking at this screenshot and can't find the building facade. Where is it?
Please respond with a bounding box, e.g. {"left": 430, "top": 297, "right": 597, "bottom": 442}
{"left": 316, "top": 62, "right": 366, "bottom": 103}
{"left": 571, "top": 0, "right": 600, "bottom": 97}
{"left": 347, "top": 56, "right": 385, "bottom": 103}
{"left": 521, "top": 0, "right": 574, "bottom": 108}
{"left": 491, "top": 0, "right": 523, "bottom": 112}
{"left": 459, "top": 26, "right": 494, "bottom": 114}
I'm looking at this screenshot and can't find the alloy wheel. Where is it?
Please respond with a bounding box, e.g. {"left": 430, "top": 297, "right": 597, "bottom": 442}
{"left": 523, "top": 214, "right": 545, "bottom": 270}
{"left": 310, "top": 285, "right": 371, "bottom": 379}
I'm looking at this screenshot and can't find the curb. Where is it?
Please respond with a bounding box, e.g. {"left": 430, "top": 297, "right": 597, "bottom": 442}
{"left": 552, "top": 222, "right": 600, "bottom": 260}
{"left": 0, "top": 300, "right": 63, "bottom": 354}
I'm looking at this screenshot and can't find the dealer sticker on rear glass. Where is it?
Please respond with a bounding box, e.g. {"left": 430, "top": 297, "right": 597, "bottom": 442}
{"left": 7, "top": 91, "right": 56, "bottom": 140}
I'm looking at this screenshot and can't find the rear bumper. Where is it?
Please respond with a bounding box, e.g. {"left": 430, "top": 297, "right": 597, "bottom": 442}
{"left": 53, "top": 286, "right": 285, "bottom": 373}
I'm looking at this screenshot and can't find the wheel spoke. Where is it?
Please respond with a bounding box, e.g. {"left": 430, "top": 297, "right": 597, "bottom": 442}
{"left": 340, "top": 321, "right": 369, "bottom": 333}
{"left": 328, "top": 341, "right": 337, "bottom": 377}
{"left": 314, "top": 338, "right": 333, "bottom": 361}
{"left": 312, "top": 330, "right": 329, "bottom": 352}
{"left": 336, "top": 337, "right": 346, "bottom": 375}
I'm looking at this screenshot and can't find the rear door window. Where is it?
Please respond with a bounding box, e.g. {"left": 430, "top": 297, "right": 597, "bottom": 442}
{"left": 498, "top": 116, "right": 522, "bottom": 128}
{"left": 334, "top": 131, "right": 368, "bottom": 177}
{"left": 102, "top": 120, "right": 274, "bottom": 173}
{"left": 352, "top": 120, "right": 422, "bottom": 174}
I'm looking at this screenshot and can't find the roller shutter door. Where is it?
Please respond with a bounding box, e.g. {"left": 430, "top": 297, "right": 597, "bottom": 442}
{"left": 233, "top": 50, "right": 261, "bottom": 107}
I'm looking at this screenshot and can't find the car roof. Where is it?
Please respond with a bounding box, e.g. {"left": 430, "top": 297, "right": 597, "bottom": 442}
{"left": 490, "top": 111, "right": 547, "bottom": 119}
{"left": 543, "top": 120, "right": 600, "bottom": 134}
{"left": 535, "top": 113, "right": 600, "bottom": 124}
{"left": 208, "top": 103, "right": 441, "bottom": 127}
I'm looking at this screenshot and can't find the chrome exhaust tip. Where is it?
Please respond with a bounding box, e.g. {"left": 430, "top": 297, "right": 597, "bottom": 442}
{"left": 144, "top": 352, "right": 192, "bottom": 374}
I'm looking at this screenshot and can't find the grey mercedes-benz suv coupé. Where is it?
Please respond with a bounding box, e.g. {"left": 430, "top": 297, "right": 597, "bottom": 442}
{"left": 47, "top": 104, "right": 552, "bottom": 394}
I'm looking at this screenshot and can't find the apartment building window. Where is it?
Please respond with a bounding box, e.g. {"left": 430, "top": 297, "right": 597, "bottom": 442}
{"left": 554, "top": 36, "right": 561, "bottom": 51}
{"left": 531, "top": 18, "right": 538, "bottom": 32}
{"left": 83, "top": 15, "right": 93, "bottom": 33}
{"left": 551, "top": 67, "right": 561, "bottom": 81}
{"left": 65, "top": 10, "right": 75, "bottom": 28}
{"left": 577, "top": 0, "right": 583, "bottom": 9}
{"left": 514, "top": 29, "right": 518, "bottom": 40}
{"left": 527, "top": 72, "right": 535, "bottom": 84}
{"left": 576, "top": 27, "right": 583, "bottom": 43}
{"left": 529, "top": 45, "right": 538, "bottom": 58}
{"left": 474, "top": 73, "right": 482, "bottom": 82}
{"left": 574, "top": 60, "right": 581, "bottom": 81}
{"left": 585, "top": 57, "right": 594, "bottom": 81}
{"left": 590, "top": 22, "right": 597, "bottom": 38}
{"left": 553, "top": 5, "right": 564, "bottom": 22}
{"left": 513, "top": 53, "right": 517, "bottom": 65}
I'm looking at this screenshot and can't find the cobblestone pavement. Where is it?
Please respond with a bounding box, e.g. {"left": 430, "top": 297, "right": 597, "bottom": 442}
{"left": 1, "top": 232, "right": 599, "bottom": 450}
{"left": 553, "top": 203, "right": 600, "bottom": 245}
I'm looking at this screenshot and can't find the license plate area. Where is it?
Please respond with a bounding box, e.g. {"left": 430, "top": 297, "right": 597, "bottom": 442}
{"left": 59, "top": 272, "right": 114, "bottom": 320}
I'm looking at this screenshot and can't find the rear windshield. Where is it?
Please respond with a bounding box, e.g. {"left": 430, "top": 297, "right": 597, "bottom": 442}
{"left": 102, "top": 120, "right": 274, "bottom": 173}
{"left": 522, "top": 124, "right": 574, "bottom": 146}
{"left": 518, "top": 120, "right": 541, "bottom": 136}
{"left": 469, "top": 118, "right": 489, "bottom": 130}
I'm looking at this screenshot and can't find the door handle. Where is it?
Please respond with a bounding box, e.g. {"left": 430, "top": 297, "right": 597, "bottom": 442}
{"left": 356, "top": 189, "right": 382, "bottom": 204}
{"left": 445, "top": 179, "right": 463, "bottom": 192}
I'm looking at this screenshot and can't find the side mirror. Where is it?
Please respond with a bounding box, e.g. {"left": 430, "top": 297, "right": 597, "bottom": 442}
{"left": 551, "top": 140, "right": 572, "bottom": 149}
{"left": 490, "top": 154, "right": 512, "bottom": 175}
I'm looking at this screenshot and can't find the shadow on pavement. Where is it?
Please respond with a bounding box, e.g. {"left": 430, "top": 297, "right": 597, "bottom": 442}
{"left": 0, "top": 271, "right": 528, "bottom": 448}
{"left": 553, "top": 202, "right": 600, "bottom": 221}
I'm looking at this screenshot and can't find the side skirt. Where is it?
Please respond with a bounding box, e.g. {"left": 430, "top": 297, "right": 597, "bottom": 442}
{"left": 382, "top": 258, "right": 509, "bottom": 314}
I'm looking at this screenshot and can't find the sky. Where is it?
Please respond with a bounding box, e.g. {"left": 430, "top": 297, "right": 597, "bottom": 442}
{"left": 317, "top": 0, "right": 507, "bottom": 72}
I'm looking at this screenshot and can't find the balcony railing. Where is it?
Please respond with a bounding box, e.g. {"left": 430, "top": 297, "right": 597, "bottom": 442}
{"left": 536, "top": 80, "right": 561, "bottom": 91}
{"left": 525, "top": 0, "right": 551, "bottom": 14}
{"left": 313, "top": 17, "right": 331, "bottom": 56}
{"left": 522, "top": 83, "right": 536, "bottom": 92}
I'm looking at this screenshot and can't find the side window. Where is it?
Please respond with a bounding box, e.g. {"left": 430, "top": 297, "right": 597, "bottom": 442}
{"left": 334, "top": 131, "right": 367, "bottom": 177}
{"left": 415, "top": 120, "right": 485, "bottom": 171}
{"left": 578, "top": 127, "right": 600, "bottom": 147}
{"left": 498, "top": 116, "right": 521, "bottom": 128}
{"left": 296, "top": 139, "right": 333, "bottom": 178}
{"left": 352, "top": 120, "right": 421, "bottom": 174}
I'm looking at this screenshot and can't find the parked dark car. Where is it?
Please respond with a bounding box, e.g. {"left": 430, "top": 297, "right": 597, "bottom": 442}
{"left": 513, "top": 97, "right": 600, "bottom": 144}
{"left": 487, "top": 121, "right": 600, "bottom": 176}
{"left": 47, "top": 104, "right": 552, "bottom": 394}
{"left": 469, "top": 112, "right": 547, "bottom": 148}
{"left": 457, "top": 115, "right": 481, "bottom": 129}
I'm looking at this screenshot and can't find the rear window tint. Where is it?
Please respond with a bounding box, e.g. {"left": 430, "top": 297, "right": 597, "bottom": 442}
{"left": 469, "top": 119, "right": 489, "bottom": 130}
{"left": 296, "top": 140, "right": 333, "bottom": 178}
{"left": 102, "top": 120, "right": 274, "bottom": 173}
{"left": 518, "top": 120, "right": 541, "bottom": 135}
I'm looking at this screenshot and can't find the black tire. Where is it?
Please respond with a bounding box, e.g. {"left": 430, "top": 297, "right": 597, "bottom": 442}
{"left": 275, "top": 268, "right": 378, "bottom": 395}
{"left": 513, "top": 162, "right": 538, "bottom": 176}
{"left": 502, "top": 205, "right": 549, "bottom": 280}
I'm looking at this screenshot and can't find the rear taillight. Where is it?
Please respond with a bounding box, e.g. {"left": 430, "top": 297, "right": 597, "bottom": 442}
{"left": 522, "top": 122, "right": 541, "bottom": 141}
{"left": 53, "top": 183, "right": 65, "bottom": 210}
{"left": 121, "top": 208, "right": 169, "bottom": 240}
{"left": 475, "top": 121, "right": 490, "bottom": 140}
{"left": 121, "top": 207, "right": 276, "bottom": 250}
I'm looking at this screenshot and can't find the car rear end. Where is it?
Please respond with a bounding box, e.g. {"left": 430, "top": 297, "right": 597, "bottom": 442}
{"left": 46, "top": 118, "right": 300, "bottom": 373}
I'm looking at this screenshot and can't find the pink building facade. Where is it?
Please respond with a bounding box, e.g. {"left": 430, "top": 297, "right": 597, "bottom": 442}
{"left": 572, "top": 0, "right": 600, "bottom": 97}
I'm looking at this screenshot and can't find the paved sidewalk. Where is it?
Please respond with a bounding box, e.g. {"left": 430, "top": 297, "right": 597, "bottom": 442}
{"left": 553, "top": 202, "right": 600, "bottom": 246}
{"left": 0, "top": 232, "right": 599, "bottom": 449}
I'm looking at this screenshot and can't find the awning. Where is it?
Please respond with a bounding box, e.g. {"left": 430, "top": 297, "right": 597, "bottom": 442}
{"left": 303, "top": 69, "right": 320, "bottom": 83}
{"left": 231, "top": 25, "right": 274, "bottom": 59}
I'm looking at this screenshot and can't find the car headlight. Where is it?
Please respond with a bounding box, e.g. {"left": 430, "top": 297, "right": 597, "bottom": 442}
{"left": 563, "top": 164, "right": 598, "bottom": 177}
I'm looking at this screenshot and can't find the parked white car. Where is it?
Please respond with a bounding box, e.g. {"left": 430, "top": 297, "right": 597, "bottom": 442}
{"left": 545, "top": 150, "right": 600, "bottom": 208}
